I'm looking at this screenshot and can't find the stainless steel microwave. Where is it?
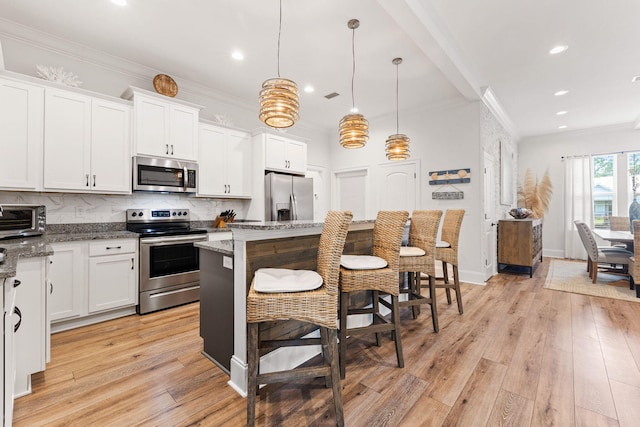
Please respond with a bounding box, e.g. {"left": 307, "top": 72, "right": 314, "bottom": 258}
{"left": 133, "top": 156, "right": 198, "bottom": 194}
{"left": 0, "top": 204, "right": 46, "bottom": 240}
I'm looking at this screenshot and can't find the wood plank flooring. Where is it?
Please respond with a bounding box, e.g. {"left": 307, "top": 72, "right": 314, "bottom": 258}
{"left": 13, "top": 258, "right": 640, "bottom": 426}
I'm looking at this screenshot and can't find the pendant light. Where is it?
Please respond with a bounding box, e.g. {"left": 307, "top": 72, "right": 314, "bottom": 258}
{"left": 385, "top": 57, "right": 410, "bottom": 160}
{"left": 259, "top": 0, "right": 299, "bottom": 128}
{"left": 339, "top": 19, "right": 368, "bottom": 149}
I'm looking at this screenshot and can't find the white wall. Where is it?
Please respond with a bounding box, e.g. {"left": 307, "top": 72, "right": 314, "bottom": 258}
{"left": 519, "top": 123, "right": 640, "bottom": 258}
{"left": 329, "top": 101, "right": 488, "bottom": 284}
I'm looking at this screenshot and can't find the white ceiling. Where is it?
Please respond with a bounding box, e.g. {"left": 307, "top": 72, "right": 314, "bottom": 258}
{"left": 1, "top": 0, "right": 639, "bottom": 138}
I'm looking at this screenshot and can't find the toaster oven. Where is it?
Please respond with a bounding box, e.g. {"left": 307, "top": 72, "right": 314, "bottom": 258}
{"left": 0, "top": 204, "right": 46, "bottom": 240}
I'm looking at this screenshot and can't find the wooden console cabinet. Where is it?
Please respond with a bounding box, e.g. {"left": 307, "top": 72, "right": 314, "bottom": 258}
{"left": 498, "top": 218, "right": 543, "bottom": 277}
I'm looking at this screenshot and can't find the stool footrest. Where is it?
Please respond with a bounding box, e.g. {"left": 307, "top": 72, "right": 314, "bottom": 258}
{"left": 260, "top": 337, "right": 322, "bottom": 350}
{"left": 257, "top": 366, "right": 331, "bottom": 385}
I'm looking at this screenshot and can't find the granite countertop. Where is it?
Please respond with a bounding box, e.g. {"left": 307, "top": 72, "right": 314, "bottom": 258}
{"left": 195, "top": 240, "right": 233, "bottom": 256}
{"left": 0, "top": 236, "right": 54, "bottom": 279}
{"left": 226, "top": 219, "right": 375, "bottom": 231}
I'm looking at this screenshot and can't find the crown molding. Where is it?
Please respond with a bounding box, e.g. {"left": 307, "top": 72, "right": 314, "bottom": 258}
{"left": 481, "top": 87, "right": 519, "bottom": 140}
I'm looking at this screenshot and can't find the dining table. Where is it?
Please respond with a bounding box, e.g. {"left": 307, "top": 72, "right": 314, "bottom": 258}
{"left": 593, "top": 229, "right": 635, "bottom": 252}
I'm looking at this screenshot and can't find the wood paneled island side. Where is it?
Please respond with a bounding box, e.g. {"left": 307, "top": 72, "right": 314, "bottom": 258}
{"left": 196, "top": 220, "right": 374, "bottom": 396}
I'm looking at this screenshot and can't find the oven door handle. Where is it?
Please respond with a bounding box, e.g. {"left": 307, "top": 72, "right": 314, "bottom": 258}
{"left": 140, "top": 235, "right": 208, "bottom": 245}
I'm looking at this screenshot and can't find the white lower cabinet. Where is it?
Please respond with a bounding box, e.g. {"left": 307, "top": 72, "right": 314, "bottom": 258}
{"left": 13, "top": 257, "right": 48, "bottom": 398}
{"left": 49, "top": 239, "right": 138, "bottom": 330}
{"left": 2, "top": 277, "right": 17, "bottom": 427}
{"left": 89, "top": 250, "right": 137, "bottom": 313}
{"left": 48, "top": 243, "right": 84, "bottom": 322}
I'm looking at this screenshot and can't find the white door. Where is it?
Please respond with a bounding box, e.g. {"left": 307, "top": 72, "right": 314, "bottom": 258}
{"left": 483, "top": 152, "right": 497, "bottom": 280}
{"left": 376, "top": 162, "right": 418, "bottom": 213}
{"left": 333, "top": 169, "right": 369, "bottom": 219}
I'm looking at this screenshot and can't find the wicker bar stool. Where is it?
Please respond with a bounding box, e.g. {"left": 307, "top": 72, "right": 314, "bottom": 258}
{"left": 246, "top": 211, "right": 353, "bottom": 427}
{"left": 338, "top": 210, "right": 409, "bottom": 379}
{"left": 433, "top": 209, "right": 465, "bottom": 314}
{"left": 398, "top": 210, "right": 442, "bottom": 332}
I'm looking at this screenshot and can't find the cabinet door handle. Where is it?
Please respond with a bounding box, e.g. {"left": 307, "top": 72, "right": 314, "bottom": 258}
{"left": 166, "top": 144, "right": 169, "bottom": 155}
{"left": 171, "top": 144, "right": 174, "bottom": 155}
{"left": 228, "top": 184, "right": 231, "bottom": 194}
{"left": 13, "top": 279, "right": 21, "bottom": 288}
{"left": 131, "top": 257, "right": 134, "bottom": 270}
{"left": 86, "top": 174, "right": 90, "bottom": 186}
{"left": 14, "top": 306, "right": 22, "bottom": 333}
{"left": 50, "top": 281, "right": 53, "bottom": 295}
{"left": 93, "top": 174, "right": 96, "bottom": 187}
{"left": 106, "top": 246, "right": 122, "bottom": 250}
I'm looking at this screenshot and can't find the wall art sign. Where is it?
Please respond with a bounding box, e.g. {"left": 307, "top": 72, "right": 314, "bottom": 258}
{"left": 429, "top": 168, "right": 471, "bottom": 185}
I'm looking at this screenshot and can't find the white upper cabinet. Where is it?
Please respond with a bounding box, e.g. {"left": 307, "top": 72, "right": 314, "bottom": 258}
{"left": 43, "top": 88, "right": 131, "bottom": 194}
{"left": 0, "top": 78, "right": 44, "bottom": 191}
{"left": 198, "top": 123, "right": 252, "bottom": 198}
{"left": 263, "top": 134, "right": 307, "bottom": 174}
{"left": 124, "top": 87, "right": 202, "bottom": 161}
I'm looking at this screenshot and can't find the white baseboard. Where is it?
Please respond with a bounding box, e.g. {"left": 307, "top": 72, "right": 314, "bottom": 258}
{"left": 543, "top": 249, "right": 565, "bottom": 259}
{"left": 50, "top": 306, "right": 136, "bottom": 333}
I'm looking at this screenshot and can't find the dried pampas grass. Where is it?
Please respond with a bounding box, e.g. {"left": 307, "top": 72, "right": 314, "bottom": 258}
{"left": 517, "top": 169, "right": 553, "bottom": 218}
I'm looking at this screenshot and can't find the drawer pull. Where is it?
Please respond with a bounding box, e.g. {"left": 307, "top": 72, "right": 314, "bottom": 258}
{"left": 106, "top": 246, "right": 122, "bottom": 250}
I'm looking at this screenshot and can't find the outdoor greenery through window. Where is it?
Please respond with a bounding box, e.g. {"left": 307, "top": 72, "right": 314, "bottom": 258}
{"left": 592, "top": 152, "right": 640, "bottom": 229}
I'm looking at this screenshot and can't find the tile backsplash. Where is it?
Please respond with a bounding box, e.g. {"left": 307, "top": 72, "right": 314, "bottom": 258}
{"left": 0, "top": 192, "right": 248, "bottom": 225}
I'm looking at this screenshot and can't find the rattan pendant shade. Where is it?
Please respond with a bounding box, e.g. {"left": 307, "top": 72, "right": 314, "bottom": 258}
{"left": 259, "top": 78, "right": 299, "bottom": 128}
{"left": 339, "top": 19, "right": 368, "bottom": 149}
{"left": 385, "top": 133, "right": 410, "bottom": 160}
{"left": 258, "top": 0, "right": 299, "bottom": 129}
{"left": 386, "top": 57, "right": 410, "bottom": 160}
{"left": 339, "top": 113, "right": 369, "bottom": 149}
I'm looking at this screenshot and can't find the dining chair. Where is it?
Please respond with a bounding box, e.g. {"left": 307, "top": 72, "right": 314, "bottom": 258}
{"left": 338, "top": 210, "right": 409, "bottom": 379}
{"left": 398, "top": 210, "right": 442, "bottom": 332}
{"left": 434, "top": 209, "right": 465, "bottom": 314}
{"left": 246, "top": 210, "right": 353, "bottom": 427}
{"left": 609, "top": 215, "right": 631, "bottom": 247}
{"left": 574, "top": 220, "right": 632, "bottom": 283}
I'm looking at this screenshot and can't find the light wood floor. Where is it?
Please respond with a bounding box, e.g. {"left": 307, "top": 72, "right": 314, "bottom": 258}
{"left": 13, "top": 258, "right": 640, "bottom": 426}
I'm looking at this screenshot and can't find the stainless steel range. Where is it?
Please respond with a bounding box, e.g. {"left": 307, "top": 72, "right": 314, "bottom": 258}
{"left": 126, "top": 208, "right": 207, "bottom": 314}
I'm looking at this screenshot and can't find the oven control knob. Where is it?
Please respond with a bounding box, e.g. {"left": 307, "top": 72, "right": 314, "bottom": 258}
{"left": 177, "top": 212, "right": 182, "bottom": 216}
{"left": 182, "top": 211, "right": 187, "bottom": 216}
{"left": 138, "top": 211, "right": 144, "bottom": 217}
{"left": 173, "top": 212, "right": 177, "bottom": 216}
{"left": 131, "top": 212, "right": 137, "bottom": 217}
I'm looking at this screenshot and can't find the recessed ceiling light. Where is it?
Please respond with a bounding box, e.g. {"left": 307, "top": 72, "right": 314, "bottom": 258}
{"left": 558, "top": 125, "right": 568, "bottom": 129}
{"left": 632, "top": 76, "right": 640, "bottom": 83}
{"left": 231, "top": 51, "right": 244, "bottom": 61}
{"left": 111, "top": 0, "right": 127, "bottom": 6}
{"left": 556, "top": 111, "right": 568, "bottom": 116}
{"left": 549, "top": 45, "right": 568, "bottom": 55}
{"left": 554, "top": 90, "right": 569, "bottom": 96}
{"left": 304, "top": 85, "right": 314, "bottom": 93}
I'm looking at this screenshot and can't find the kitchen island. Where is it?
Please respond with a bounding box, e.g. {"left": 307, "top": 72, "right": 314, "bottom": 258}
{"left": 197, "top": 219, "right": 374, "bottom": 396}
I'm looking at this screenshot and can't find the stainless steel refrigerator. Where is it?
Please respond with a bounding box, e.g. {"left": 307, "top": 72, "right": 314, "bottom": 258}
{"left": 265, "top": 172, "right": 314, "bottom": 221}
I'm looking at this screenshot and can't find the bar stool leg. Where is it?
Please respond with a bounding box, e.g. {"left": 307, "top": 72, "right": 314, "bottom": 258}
{"left": 391, "top": 295, "right": 404, "bottom": 368}
{"left": 453, "top": 265, "right": 463, "bottom": 314}
{"left": 429, "top": 275, "right": 439, "bottom": 333}
{"left": 247, "top": 322, "right": 260, "bottom": 427}
{"left": 339, "top": 291, "right": 348, "bottom": 380}
{"left": 372, "top": 290, "right": 382, "bottom": 346}
{"left": 326, "top": 328, "right": 345, "bottom": 426}
{"left": 319, "top": 327, "right": 332, "bottom": 388}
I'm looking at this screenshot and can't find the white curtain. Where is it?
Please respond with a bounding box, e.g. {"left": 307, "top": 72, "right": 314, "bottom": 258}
{"left": 564, "top": 155, "right": 592, "bottom": 259}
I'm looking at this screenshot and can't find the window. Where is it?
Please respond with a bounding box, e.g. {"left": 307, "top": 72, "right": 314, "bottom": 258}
{"left": 591, "top": 151, "right": 640, "bottom": 228}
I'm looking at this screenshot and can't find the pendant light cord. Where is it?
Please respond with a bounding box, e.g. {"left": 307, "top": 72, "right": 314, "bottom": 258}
{"left": 351, "top": 26, "right": 356, "bottom": 111}
{"left": 395, "top": 62, "right": 400, "bottom": 134}
{"left": 277, "top": 0, "right": 282, "bottom": 78}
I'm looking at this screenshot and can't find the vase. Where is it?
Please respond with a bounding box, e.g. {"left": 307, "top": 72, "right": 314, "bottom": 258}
{"left": 629, "top": 197, "right": 640, "bottom": 232}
